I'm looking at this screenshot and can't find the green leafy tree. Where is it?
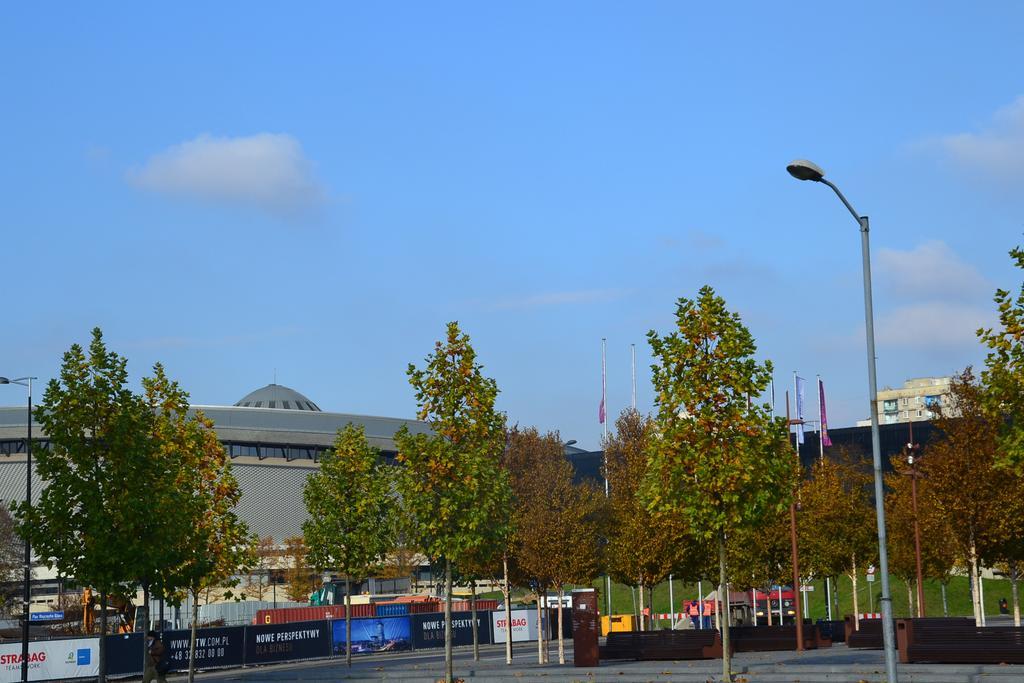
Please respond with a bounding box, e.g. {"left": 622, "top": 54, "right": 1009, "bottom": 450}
{"left": 511, "top": 428, "right": 601, "bottom": 664}
{"left": 884, "top": 454, "right": 956, "bottom": 618}
{"left": 15, "top": 329, "right": 155, "bottom": 681}
{"left": 393, "top": 322, "right": 507, "bottom": 683}
{"left": 643, "top": 287, "right": 793, "bottom": 681}
{"left": 798, "top": 455, "right": 877, "bottom": 625}
{"left": 503, "top": 427, "right": 555, "bottom": 664}
{"left": 925, "top": 369, "right": 1007, "bottom": 624}
{"left": 604, "top": 409, "right": 688, "bottom": 631}
{"left": 728, "top": 507, "right": 791, "bottom": 624}
{"left": 979, "top": 245, "right": 1024, "bottom": 472}
{"left": 283, "top": 536, "right": 319, "bottom": 601}
{"left": 162, "top": 405, "right": 252, "bottom": 683}
{"left": 990, "top": 486, "right": 1024, "bottom": 626}
{"left": 303, "top": 423, "right": 393, "bottom": 667}
{"left": 0, "top": 505, "right": 23, "bottom": 617}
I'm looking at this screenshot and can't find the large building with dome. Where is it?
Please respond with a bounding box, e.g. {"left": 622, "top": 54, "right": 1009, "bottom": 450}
{"left": 0, "top": 383, "right": 433, "bottom": 543}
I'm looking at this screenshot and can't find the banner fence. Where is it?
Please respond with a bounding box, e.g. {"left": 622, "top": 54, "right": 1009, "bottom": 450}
{"left": 13, "top": 609, "right": 555, "bottom": 681}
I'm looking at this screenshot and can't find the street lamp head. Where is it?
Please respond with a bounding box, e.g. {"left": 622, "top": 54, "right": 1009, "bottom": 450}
{"left": 0, "top": 378, "right": 9, "bottom": 385}
{"left": 564, "top": 439, "right": 578, "bottom": 447}
{"left": 786, "top": 159, "right": 826, "bottom": 182}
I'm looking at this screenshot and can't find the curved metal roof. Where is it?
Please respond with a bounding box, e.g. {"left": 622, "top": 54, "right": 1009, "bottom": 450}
{"left": 234, "top": 384, "right": 321, "bottom": 411}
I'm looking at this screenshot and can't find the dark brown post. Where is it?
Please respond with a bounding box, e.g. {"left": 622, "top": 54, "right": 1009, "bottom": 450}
{"left": 903, "top": 419, "right": 925, "bottom": 617}
{"left": 571, "top": 588, "right": 600, "bottom": 667}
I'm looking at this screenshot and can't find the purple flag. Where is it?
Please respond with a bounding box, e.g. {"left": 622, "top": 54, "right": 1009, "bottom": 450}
{"left": 819, "top": 379, "right": 833, "bottom": 447}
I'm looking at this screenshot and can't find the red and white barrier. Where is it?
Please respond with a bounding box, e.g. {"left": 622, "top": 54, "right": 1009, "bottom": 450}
{"left": 859, "top": 612, "right": 882, "bottom": 619}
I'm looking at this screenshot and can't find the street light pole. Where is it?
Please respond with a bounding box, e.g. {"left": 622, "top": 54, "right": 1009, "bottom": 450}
{"left": 787, "top": 160, "right": 899, "bottom": 683}
{"left": 1, "top": 376, "right": 36, "bottom": 683}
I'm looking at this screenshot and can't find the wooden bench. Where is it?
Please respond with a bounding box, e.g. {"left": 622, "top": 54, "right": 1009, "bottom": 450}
{"left": 817, "top": 619, "right": 845, "bottom": 644}
{"left": 729, "top": 624, "right": 829, "bottom": 652}
{"left": 845, "top": 615, "right": 885, "bottom": 649}
{"left": 600, "top": 630, "right": 724, "bottom": 660}
{"left": 846, "top": 615, "right": 970, "bottom": 649}
{"left": 897, "top": 619, "right": 1024, "bottom": 664}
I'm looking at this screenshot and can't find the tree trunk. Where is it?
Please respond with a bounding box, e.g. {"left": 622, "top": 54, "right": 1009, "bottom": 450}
{"left": 141, "top": 582, "right": 150, "bottom": 675}
{"left": 535, "top": 586, "right": 544, "bottom": 663}
{"left": 471, "top": 580, "right": 479, "bottom": 662}
{"left": 638, "top": 583, "right": 645, "bottom": 631}
{"left": 979, "top": 571, "right": 987, "bottom": 626}
{"left": 941, "top": 581, "right": 948, "bottom": 617}
{"left": 969, "top": 541, "right": 982, "bottom": 626}
{"left": 503, "top": 555, "right": 512, "bottom": 665}
{"left": 444, "top": 559, "right": 453, "bottom": 683}
{"left": 188, "top": 590, "right": 199, "bottom": 683}
{"left": 1011, "top": 564, "right": 1021, "bottom": 627}
{"left": 766, "top": 586, "right": 773, "bottom": 625}
{"left": 724, "top": 582, "right": 731, "bottom": 628}
{"left": 850, "top": 566, "right": 860, "bottom": 629}
{"left": 99, "top": 592, "right": 108, "bottom": 683}
{"left": 718, "top": 532, "right": 732, "bottom": 683}
{"left": 557, "top": 584, "right": 565, "bottom": 664}
{"left": 906, "top": 579, "right": 914, "bottom": 619}
{"left": 345, "top": 576, "right": 352, "bottom": 667}
{"left": 832, "top": 576, "right": 839, "bottom": 622}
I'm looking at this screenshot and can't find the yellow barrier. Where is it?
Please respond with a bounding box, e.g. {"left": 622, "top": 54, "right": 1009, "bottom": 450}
{"left": 600, "top": 614, "right": 635, "bottom": 636}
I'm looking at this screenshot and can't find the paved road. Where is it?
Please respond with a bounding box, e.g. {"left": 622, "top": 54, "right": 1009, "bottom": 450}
{"left": 164, "top": 642, "right": 1024, "bottom": 682}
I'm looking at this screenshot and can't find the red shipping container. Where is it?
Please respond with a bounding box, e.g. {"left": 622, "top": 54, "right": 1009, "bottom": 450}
{"left": 254, "top": 603, "right": 376, "bottom": 625}
{"left": 409, "top": 601, "right": 442, "bottom": 614}
{"left": 451, "top": 600, "right": 498, "bottom": 611}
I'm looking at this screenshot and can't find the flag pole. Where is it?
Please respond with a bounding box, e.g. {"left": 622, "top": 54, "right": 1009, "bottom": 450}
{"left": 816, "top": 375, "right": 824, "bottom": 463}
{"left": 818, "top": 375, "right": 834, "bottom": 621}
{"left": 602, "top": 338, "right": 608, "bottom": 444}
{"left": 631, "top": 343, "right": 636, "bottom": 411}
{"left": 601, "top": 338, "right": 611, "bottom": 620}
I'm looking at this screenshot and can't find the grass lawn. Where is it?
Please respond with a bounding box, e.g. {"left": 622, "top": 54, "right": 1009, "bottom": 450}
{"left": 481, "top": 573, "right": 1015, "bottom": 621}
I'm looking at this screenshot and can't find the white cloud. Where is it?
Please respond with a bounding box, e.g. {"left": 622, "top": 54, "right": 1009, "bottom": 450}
{"left": 874, "top": 301, "right": 994, "bottom": 349}
{"left": 876, "top": 240, "right": 989, "bottom": 302}
{"left": 128, "top": 133, "right": 323, "bottom": 215}
{"left": 489, "top": 289, "right": 627, "bottom": 310}
{"left": 938, "top": 96, "right": 1024, "bottom": 181}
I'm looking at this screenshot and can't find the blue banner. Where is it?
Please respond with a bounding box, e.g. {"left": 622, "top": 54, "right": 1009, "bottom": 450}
{"left": 331, "top": 616, "right": 411, "bottom": 655}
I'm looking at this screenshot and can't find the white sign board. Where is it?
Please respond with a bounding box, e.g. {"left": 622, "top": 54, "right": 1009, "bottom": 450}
{"left": 800, "top": 585, "right": 814, "bottom": 592}
{"left": 491, "top": 609, "right": 539, "bottom": 643}
{"left": 866, "top": 573, "right": 876, "bottom": 582}
{"left": 0, "top": 638, "right": 99, "bottom": 682}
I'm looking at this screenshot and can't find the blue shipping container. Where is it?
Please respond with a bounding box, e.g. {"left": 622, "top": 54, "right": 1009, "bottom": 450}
{"left": 376, "top": 603, "right": 410, "bottom": 616}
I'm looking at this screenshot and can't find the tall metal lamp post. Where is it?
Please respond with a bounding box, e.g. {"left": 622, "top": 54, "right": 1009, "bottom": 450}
{"left": 1, "top": 376, "right": 36, "bottom": 683}
{"left": 786, "top": 160, "right": 898, "bottom": 683}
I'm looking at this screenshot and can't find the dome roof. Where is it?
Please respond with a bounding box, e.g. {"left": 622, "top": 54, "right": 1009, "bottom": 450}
{"left": 235, "top": 384, "right": 321, "bottom": 411}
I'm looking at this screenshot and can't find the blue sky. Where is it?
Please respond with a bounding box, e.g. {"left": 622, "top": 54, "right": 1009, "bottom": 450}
{"left": 3, "top": 3, "right": 1023, "bottom": 448}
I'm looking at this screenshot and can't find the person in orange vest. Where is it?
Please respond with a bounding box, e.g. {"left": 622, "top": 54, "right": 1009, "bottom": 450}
{"left": 688, "top": 600, "right": 700, "bottom": 629}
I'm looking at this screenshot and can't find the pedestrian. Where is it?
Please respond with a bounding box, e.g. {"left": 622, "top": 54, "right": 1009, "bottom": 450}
{"left": 143, "top": 630, "right": 169, "bottom": 683}
{"left": 688, "top": 600, "right": 700, "bottom": 629}
{"left": 1000, "top": 598, "right": 1009, "bottom": 615}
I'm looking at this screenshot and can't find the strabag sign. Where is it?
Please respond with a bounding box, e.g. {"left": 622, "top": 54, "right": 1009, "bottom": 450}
{"left": 491, "top": 609, "right": 539, "bottom": 643}
{"left": 0, "top": 638, "right": 99, "bottom": 682}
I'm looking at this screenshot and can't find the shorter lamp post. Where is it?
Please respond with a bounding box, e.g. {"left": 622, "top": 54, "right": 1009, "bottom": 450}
{"left": 1, "top": 376, "right": 36, "bottom": 683}
{"left": 902, "top": 421, "right": 925, "bottom": 617}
